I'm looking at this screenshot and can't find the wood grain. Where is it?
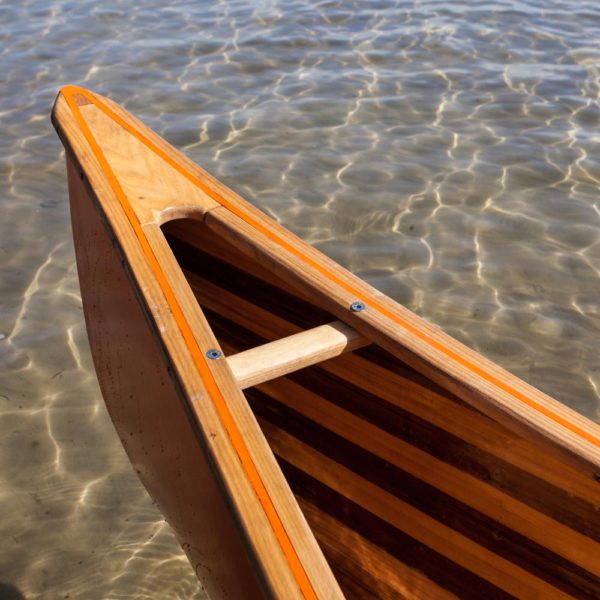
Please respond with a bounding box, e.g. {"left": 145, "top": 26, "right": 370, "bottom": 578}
{"left": 163, "top": 223, "right": 600, "bottom": 598}
{"left": 54, "top": 86, "right": 600, "bottom": 599}
{"left": 228, "top": 320, "right": 368, "bottom": 389}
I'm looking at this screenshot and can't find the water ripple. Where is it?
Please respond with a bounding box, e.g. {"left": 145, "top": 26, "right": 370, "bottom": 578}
{"left": 3, "top": 0, "right": 600, "bottom": 597}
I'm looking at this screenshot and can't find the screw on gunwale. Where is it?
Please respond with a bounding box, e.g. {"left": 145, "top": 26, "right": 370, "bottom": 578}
{"left": 350, "top": 301, "right": 366, "bottom": 312}
{"left": 206, "top": 349, "right": 222, "bottom": 360}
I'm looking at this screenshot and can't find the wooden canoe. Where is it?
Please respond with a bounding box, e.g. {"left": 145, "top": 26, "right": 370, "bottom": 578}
{"left": 52, "top": 86, "right": 600, "bottom": 599}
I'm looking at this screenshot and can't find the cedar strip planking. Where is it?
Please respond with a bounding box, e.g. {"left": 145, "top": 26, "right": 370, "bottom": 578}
{"left": 247, "top": 387, "right": 600, "bottom": 597}
{"left": 274, "top": 452, "right": 520, "bottom": 599}
{"left": 261, "top": 425, "right": 578, "bottom": 599}
{"left": 166, "top": 231, "right": 600, "bottom": 508}
{"left": 323, "top": 350, "right": 600, "bottom": 505}
{"left": 290, "top": 365, "right": 600, "bottom": 543}
{"left": 165, "top": 220, "right": 600, "bottom": 594}
{"left": 205, "top": 202, "right": 600, "bottom": 472}
{"left": 257, "top": 375, "right": 599, "bottom": 573}
{"left": 297, "top": 498, "right": 460, "bottom": 600}
{"left": 167, "top": 225, "right": 597, "bottom": 501}
{"left": 212, "top": 328, "right": 597, "bottom": 598}
{"left": 270, "top": 434, "right": 536, "bottom": 598}
{"left": 202, "top": 300, "right": 600, "bottom": 545}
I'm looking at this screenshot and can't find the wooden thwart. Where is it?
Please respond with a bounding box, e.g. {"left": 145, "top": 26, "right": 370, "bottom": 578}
{"left": 228, "top": 320, "right": 369, "bottom": 389}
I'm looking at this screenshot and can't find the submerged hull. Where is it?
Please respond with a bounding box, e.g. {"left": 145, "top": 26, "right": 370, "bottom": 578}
{"left": 53, "top": 86, "right": 600, "bottom": 599}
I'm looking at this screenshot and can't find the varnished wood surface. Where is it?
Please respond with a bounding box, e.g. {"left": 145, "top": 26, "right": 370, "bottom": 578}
{"left": 54, "top": 87, "right": 343, "bottom": 600}
{"left": 228, "top": 320, "right": 368, "bottom": 389}
{"left": 53, "top": 86, "right": 600, "bottom": 598}
{"left": 164, "top": 220, "right": 600, "bottom": 598}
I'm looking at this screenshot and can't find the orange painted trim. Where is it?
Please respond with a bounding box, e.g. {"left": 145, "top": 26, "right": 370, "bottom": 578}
{"left": 61, "top": 86, "right": 317, "bottom": 600}
{"left": 62, "top": 85, "right": 599, "bottom": 470}
{"left": 65, "top": 85, "right": 600, "bottom": 453}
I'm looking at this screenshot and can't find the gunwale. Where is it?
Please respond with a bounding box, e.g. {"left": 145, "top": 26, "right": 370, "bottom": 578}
{"left": 52, "top": 85, "right": 600, "bottom": 598}
{"left": 164, "top": 219, "right": 600, "bottom": 597}
{"left": 53, "top": 86, "right": 600, "bottom": 469}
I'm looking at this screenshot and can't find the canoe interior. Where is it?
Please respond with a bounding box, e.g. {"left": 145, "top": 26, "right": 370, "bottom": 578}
{"left": 163, "top": 218, "right": 600, "bottom": 599}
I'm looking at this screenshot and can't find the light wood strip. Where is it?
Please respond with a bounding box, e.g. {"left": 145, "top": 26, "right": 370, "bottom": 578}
{"left": 297, "top": 497, "right": 459, "bottom": 600}
{"left": 257, "top": 376, "right": 600, "bottom": 574}
{"left": 260, "top": 421, "right": 574, "bottom": 600}
{"left": 179, "top": 262, "right": 600, "bottom": 508}
{"left": 227, "top": 320, "right": 368, "bottom": 389}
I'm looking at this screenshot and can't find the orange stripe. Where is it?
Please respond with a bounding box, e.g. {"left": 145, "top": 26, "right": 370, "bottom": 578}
{"left": 62, "top": 86, "right": 317, "bottom": 599}
{"left": 62, "top": 85, "right": 600, "bottom": 452}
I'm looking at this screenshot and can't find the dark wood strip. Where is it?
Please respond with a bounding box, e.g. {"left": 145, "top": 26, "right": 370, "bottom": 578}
{"left": 302, "top": 522, "right": 410, "bottom": 598}
{"left": 203, "top": 304, "right": 600, "bottom": 546}
{"left": 286, "top": 365, "right": 600, "bottom": 545}
{"left": 297, "top": 497, "right": 431, "bottom": 600}
{"left": 166, "top": 234, "right": 332, "bottom": 329}
{"left": 278, "top": 457, "right": 516, "bottom": 600}
{"left": 249, "top": 388, "right": 600, "bottom": 597}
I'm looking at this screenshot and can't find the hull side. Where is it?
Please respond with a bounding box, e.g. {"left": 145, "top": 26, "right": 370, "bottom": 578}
{"left": 55, "top": 86, "right": 345, "bottom": 600}
{"left": 164, "top": 217, "right": 600, "bottom": 600}
{"left": 67, "top": 158, "right": 265, "bottom": 599}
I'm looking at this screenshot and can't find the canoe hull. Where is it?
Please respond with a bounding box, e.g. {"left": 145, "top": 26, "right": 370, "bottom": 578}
{"left": 54, "top": 85, "right": 600, "bottom": 599}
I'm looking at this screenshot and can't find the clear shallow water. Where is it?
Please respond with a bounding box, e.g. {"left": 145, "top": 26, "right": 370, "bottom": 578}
{"left": 2, "top": 0, "right": 600, "bottom": 597}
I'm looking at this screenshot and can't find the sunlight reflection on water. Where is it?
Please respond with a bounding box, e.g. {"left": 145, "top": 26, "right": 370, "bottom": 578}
{"left": 2, "top": 1, "right": 600, "bottom": 597}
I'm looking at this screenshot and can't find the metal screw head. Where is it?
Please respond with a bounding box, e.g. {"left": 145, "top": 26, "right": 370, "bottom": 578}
{"left": 350, "top": 301, "right": 366, "bottom": 312}
{"left": 206, "top": 349, "right": 222, "bottom": 360}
